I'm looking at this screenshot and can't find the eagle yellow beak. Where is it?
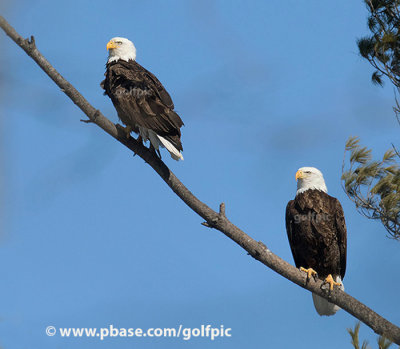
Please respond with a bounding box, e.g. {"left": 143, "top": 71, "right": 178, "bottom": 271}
{"left": 295, "top": 170, "right": 304, "bottom": 181}
{"left": 106, "top": 41, "right": 118, "bottom": 50}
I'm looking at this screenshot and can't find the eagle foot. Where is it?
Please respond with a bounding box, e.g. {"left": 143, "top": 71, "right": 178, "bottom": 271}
{"left": 124, "top": 125, "right": 132, "bottom": 139}
{"left": 324, "top": 274, "right": 341, "bottom": 291}
{"left": 148, "top": 144, "right": 162, "bottom": 159}
{"left": 300, "top": 267, "right": 318, "bottom": 280}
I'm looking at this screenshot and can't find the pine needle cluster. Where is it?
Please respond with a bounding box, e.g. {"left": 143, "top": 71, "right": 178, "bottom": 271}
{"left": 342, "top": 137, "right": 400, "bottom": 239}
{"left": 348, "top": 322, "right": 395, "bottom": 349}
{"left": 357, "top": 0, "right": 400, "bottom": 90}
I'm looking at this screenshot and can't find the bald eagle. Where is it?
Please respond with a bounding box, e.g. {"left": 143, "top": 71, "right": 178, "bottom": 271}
{"left": 285, "top": 167, "right": 347, "bottom": 316}
{"left": 102, "top": 37, "right": 184, "bottom": 161}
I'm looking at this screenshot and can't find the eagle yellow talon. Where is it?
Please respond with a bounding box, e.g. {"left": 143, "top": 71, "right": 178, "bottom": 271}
{"left": 325, "top": 274, "right": 341, "bottom": 291}
{"left": 124, "top": 125, "right": 132, "bottom": 139}
{"left": 300, "top": 267, "right": 317, "bottom": 279}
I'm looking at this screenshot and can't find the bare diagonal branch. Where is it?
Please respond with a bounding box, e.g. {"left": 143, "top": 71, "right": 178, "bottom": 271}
{"left": 1, "top": 15, "right": 399, "bottom": 344}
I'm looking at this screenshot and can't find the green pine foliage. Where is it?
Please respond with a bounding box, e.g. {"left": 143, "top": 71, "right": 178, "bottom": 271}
{"left": 342, "top": 137, "right": 400, "bottom": 239}
{"left": 348, "top": 322, "right": 395, "bottom": 349}
{"left": 342, "top": 0, "right": 400, "bottom": 240}
{"left": 348, "top": 322, "right": 370, "bottom": 349}
{"left": 357, "top": 0, "right": 400, "bottom": 90}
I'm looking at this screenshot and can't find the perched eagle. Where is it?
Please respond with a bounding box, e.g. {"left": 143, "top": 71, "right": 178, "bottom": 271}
{"left": 102, "top": 37, "right": 184, "bottom": 161}
{"left": 285, "top": 167, "right": 347, "bottom": 316}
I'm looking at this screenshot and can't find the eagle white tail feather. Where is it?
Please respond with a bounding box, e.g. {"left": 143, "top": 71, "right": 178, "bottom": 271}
{"left": 139, "top": 127, "right": 183, "bottom": 161}
{"left": 312, "top": 276, "right": 344, "bottom": 316}
{"left": 156, "top": 135, "right": 184, "bottom": 161}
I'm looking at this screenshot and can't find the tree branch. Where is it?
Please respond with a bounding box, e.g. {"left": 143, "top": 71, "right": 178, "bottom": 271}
{"left": 1, "top": 15, "right": 399, "bottom": 344}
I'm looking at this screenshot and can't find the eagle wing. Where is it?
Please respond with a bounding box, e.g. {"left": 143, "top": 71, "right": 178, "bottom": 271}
{"left": 103, "top": 61, "right": 184, "bottom": 150}
{"left": 141, "top": 67, "right": 175, "bottom": 109}
{"left": 285, "top": 200, "right": 301, "bottom": 268}
{"left": 333, "top": 198, "right": 347, "bottom": 279}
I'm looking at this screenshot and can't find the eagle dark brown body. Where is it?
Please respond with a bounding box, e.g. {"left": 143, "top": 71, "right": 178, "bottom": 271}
{"left": 285, "top": 189, "right": 347, "bottom": 280}
{"left": 102, "top": 59, "right": 184, "bottom": 152}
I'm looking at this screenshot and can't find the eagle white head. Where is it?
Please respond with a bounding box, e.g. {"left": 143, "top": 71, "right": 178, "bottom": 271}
{"left": 106, "top": 37, "right": 136, "bottom": 63}
{"left": 295, "top": 167, "right": 328, "bottom": 195}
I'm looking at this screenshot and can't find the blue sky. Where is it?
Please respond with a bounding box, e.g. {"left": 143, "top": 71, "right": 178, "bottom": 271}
{"left": 1, "top": 1, "right": 399, "bottom": 348}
